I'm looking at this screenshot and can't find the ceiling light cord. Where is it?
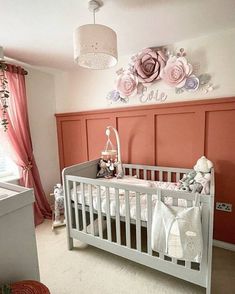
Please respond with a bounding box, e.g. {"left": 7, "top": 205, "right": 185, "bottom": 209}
{"left": 93, "top": 9, "right": 96, "bottom": 24}
{"left": 88, "top": 0, "right": 98, "bottom": 24}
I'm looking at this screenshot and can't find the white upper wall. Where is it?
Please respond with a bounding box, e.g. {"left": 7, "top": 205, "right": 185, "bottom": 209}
{"left": 26, "top": 67, "right": 60, "bottom": 196}
{"left": 55, "top": 28, "right": 235, "bottom": 113}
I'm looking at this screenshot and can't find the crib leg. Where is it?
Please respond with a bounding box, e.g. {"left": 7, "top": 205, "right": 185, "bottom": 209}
{"left": 206, "top": 274, "right": 211, "bottom": 294}
{"left": 206, "top": 286, "right": 211, "bottom": 294}
{"left": 67, "top": 236, "right": 74, "bottom": 250}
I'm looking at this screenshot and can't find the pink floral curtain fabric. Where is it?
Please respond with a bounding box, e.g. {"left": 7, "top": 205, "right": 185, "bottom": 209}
{"left": 0, "top": 64, "right": 51, "bottom": 225}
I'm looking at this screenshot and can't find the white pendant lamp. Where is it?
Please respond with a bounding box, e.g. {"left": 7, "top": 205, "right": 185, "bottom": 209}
{"left": 74, "top": 0, "right": 118, "bottom": 70}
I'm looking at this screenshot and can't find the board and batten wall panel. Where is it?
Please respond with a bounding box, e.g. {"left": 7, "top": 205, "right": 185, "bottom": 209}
{"left": 86, "top": 117, "right": 114, "bottom": 160}
{"left": 155, "top": 112, "right": 196, "bottom": 168}
{"left": 117, "top": 114, "right": 154, "bottom": 165}
{"left": 205, "top": 109, "right": 235, "bottom": 243}
{"left": 55, "top": 97, "right": 235, "bottom": 244}
{"left": 56, "top": 118, "right": 84, "bottom": 170}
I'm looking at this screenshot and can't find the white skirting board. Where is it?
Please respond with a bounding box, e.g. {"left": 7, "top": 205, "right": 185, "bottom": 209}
{"left": 213, "top": 240, "right": 235, "bottom": 252}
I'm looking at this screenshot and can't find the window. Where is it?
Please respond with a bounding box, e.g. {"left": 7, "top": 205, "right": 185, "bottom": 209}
{"left": 0, "top": 144, "right": 19, "bottom": 180}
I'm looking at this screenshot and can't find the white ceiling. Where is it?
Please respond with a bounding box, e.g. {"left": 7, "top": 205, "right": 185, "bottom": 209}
{"left": 1, "top": 0, "right": 235, "bottom": 70}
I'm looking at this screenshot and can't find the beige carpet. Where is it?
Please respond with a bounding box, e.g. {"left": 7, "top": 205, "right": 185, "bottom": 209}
{"left": 36, "top": 221, "right": 235, "bottom": 294}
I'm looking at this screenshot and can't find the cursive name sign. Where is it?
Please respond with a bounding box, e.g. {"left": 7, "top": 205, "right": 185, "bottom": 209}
{"left": 139, "top": 88, "right": 168, "bottom": 103}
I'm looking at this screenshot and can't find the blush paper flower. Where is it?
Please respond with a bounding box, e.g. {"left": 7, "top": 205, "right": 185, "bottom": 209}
{"left": 160, "top": 56, "right": 193, "bottom": 88}
{"left": 134, "top": 48, "right": 166, "bottom": 84}
{"left": 116, "top": 72, "right": 138, "bottom": 97}
{"left": 184, "top": 75, "right": 199, "bottom": 92}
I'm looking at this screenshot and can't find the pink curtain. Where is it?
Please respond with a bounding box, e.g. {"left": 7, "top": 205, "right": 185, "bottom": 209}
{"left": 0, "top": 64, "right": 51, "bottom": 225}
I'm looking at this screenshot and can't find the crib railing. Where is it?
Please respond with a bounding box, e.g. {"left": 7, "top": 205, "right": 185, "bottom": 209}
{"left": 63, "top": 160, "right": 214, "bottom": 293}
{"left": 123, "top": 163, "right": 191, "bottom": 182}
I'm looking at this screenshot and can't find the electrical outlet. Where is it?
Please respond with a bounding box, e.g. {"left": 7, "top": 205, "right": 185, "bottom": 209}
{"left": 216, "top": 202, "right": 232, "bottom": 212}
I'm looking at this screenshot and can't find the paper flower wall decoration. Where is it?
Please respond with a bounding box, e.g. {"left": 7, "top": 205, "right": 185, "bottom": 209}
{"left": 106, "top": 90, "right": 128, "bottom": 104}
{"left": 116, "top": 71, "right": 138, "bottom": 97}
{"left": 106, "top": 47, "right": 214, "bottom": 104}
{"left": 184, "top": 75, "right": 200, "bottom": 92}
{"left": 160, "top": 55, "right": 193, "bottom": 88}
{"left": 134, "top": 48, "right": 166, "bottom": 84}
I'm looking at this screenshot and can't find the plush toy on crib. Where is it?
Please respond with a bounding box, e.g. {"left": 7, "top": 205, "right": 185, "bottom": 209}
{"left": 194, "top": 156, "right": 213, "bottom": 173}
{"left": 97, "top": 159, "right": 114, "bottom": 178}
{"left": 179, "top": 170, "right": 196, "bottom": 191}
{"left": 52, "top": 183, "right": 66, "bottom": 229}
{"left": 179, "top": 156, "right": 213, "bottom": 194}
{"left": 191, "top": 156, "right": 213, "bottom": 194}
{"left": 114, "top": 158, "right": 124, "bottom": 179}
{"left": 191, "top": 172, "right": 211, "bottom": 194}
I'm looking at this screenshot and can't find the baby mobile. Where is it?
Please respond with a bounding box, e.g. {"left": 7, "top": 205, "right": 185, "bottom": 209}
{"left": 97, "top": 126, "right": 124, "bottom": 179}
{"left": 106, "top": 47, "right": 214, "bottom": 104}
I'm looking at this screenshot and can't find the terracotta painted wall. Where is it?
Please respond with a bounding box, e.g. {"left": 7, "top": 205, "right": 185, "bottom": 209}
{"left": 56, "top": 97, "right": 235, "bottom": 244}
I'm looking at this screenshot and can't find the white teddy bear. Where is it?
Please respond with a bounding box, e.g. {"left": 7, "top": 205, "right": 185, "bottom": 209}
{"left": 191, "top": 156, "right": 213, "bottom": 194}
{"left": 194, "top": 156, "right": 213, "bottom": 173}
{"left": 179, "top": 156, "right": 213, "bottom": 194}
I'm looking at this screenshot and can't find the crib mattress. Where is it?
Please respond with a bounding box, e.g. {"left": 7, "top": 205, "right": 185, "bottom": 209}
{"left": 71, "top": 176, "right": 182, "bottom": 221}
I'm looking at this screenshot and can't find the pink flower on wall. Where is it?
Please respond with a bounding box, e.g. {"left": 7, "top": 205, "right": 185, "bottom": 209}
{"left": 160, "top": 56, "right": 193, "bottom": 88}
{"left": 107, "top": 47, "right": 214, "bottom": 104}
{"left": 116, "top": 72, "right": 138, "bottom": 97}
{"left": 134, "top": 48, "right": 166, "bottom": 84}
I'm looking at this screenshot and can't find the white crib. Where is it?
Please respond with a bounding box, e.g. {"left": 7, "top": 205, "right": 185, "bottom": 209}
{"left": 63, "top": 159, "right": 215, "bottom": 294}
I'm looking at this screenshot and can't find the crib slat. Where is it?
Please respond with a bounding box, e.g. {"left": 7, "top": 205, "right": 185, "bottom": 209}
{"left": 73, "top": 181, "right": 79, "bottom": 230}
{"left": 88, "top": 184, "right": 94, "bottom": 235}
{"left": 115, "top": 188, "right": 121, "bottom": 245}
{"left": 159, "top": 171, "right": 163, "bottom": 181}
{"left": 81, "top": 183, "right": 87, "bottom": 233}
{"left": 185, "top": 261, "right": 191, "bottom": 269}
{"left": 176, "top": 172, "right": 181, "bottom": 182}
{"left": 159, "top": 253, "right": 164, "bottom": 260}
{"left": 173, "top": 197, "right": 178, "bottom": 206}
{"left": 66, "top": 179, "right": 73, "bottom": 230}
{"left": 151, "top": 170, "right": 155, "bottom": 181}
{"left": 144, "top": 169, "right": 147, "bottom": 180}
{"left": 125, "top": 190, "right": 131, "bottom": 248}
{"left": 147, "top": 194, "right": 152, "bottom": 255}
{"left": 106, "top": 188, "right": 112, "bottom": 242}
{"left": 187, "top": 200, "right": 193, "bottom": 207}
{"left": 167, "top": 172, "right": 171, "bottom": 182}
{"left": 97, "top": 186, "right": 103, "bottom": 239}
{"left": 136, "top": 169, "right": 140, "bottom": 178}
{"left": 201, "top": 200, "right": 210, "bottom": 278}
{"left": 136, "top": 192, "right": 141, "bottom": 252}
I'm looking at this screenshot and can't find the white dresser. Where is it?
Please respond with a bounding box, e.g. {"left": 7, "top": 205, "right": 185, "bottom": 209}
{"left": 0, "top": 182, "right": 40, "bottom": 283}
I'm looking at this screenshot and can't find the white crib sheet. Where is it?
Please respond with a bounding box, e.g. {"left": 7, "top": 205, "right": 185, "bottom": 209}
{"left": 71, "top": 176, "right": 181, "bottom": 221}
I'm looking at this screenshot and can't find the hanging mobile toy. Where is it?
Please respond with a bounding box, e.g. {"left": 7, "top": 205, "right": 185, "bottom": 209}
{"left": 101, "top": 126, "right": 124, "bottom": 179}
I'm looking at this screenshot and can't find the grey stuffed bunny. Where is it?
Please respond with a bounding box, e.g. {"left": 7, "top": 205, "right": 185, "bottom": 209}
{"left": 179, "top": 170, "right": 196, "bottom": 191}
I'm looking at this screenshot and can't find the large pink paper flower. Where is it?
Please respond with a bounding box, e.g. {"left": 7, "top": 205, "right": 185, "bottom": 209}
{"left": 134, "top": 48, "right": 166, "bottom": 84}
{"left": 160, "top": 56, "right": 193, "bottom": 88}
{"left": 116, "top": 72, "right": 138, "bottom": 97}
